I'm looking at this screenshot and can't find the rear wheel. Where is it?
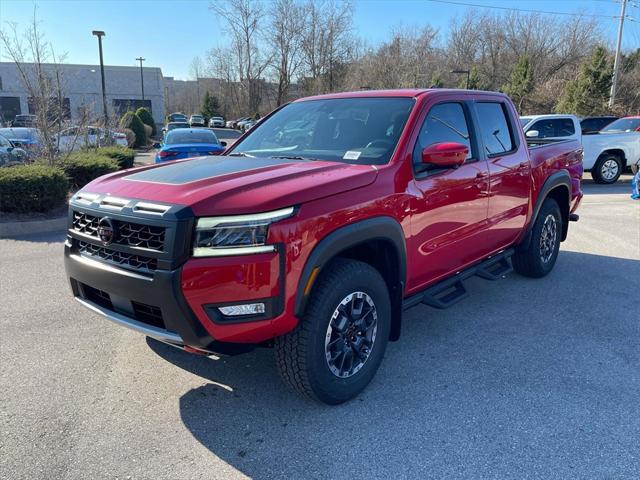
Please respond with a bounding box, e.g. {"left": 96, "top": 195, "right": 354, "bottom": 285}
{"left": 591, "top": 153, "right": 623, "bottom": 184}
{"left": 275, "top": 259, "right": 390, "bottom": 404}
{"left": 513, "top": 198, "right": 562, "bottom": 278}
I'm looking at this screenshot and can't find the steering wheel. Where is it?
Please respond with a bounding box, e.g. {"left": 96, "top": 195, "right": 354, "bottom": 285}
{"left": 366, "top": 139, "right": 393, "bottom": 149}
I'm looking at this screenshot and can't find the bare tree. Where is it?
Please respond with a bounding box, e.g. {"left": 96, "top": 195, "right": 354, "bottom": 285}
{"left": 0, "top": 12, "right": 70, "bottom": 164}
{"left": 269, "top": 0, "right": 305, "bottom": 106}
{"left": 210, "top": 0, "right": 271, "bottom": 115}
{"left": 300, "top": 0, "right": 354, "bottom": 94}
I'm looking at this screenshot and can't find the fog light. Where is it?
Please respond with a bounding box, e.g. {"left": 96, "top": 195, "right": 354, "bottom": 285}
{"left": 218, "top": 303, "right": 265, "bottom": 316}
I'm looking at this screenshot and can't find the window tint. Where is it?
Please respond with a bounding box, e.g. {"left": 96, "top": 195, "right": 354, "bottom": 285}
{"left": 231, "top": 97, "right": 415, "bottom": 165}
{"left": 475, "top": 102, "right": 514, "bottom": 155}
{"left": 413, "top": 102, "right": 472, "bottom": 168}
{"left": 530, "top": 118, "right": 575, "bottom": 138}
{"left": 0, "top": 135, "right": 10, "bottom": 147}
{"left": 581, "top": 118, "right": 614, "bottom": 133}
{"left": 166, "top": 130, "right": 218, "bottom": 145}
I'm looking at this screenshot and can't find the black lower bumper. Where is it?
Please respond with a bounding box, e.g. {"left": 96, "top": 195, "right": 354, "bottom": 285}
{"left": 64, "top": 241, "right": 255, "bottom": 356}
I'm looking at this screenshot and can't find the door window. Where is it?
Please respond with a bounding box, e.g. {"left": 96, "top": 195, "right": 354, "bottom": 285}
{"left": 530, "top": 118, "right": 575, "bottom": 138}
{"left": 413, "top": 102, "right": 473, "bottom": 169}
{"left": 475, "top": 102, "right": 515, "bottom": 155}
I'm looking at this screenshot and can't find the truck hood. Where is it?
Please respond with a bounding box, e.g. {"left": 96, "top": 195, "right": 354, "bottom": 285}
{"left": 82, "top": 155, "right": 378, "bottom": 215}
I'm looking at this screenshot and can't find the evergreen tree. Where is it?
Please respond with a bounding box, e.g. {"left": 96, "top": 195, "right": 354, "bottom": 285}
{"left": 201, "top": 91, "right": 222, "bottom": 119}
{"left": 429, "top": 74, "right": 443, "bottom": 88}
{"left": 502, "top": 55, "right": 534, "bottom": 112}
{"left": 460, "top": 65, "right": 483, "bottom": 90}
{"left": 556, "top": 46, "right": 612, "bottom": 116}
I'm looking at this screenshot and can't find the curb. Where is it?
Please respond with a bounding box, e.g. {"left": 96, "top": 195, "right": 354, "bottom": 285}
{"left": 0, "top": 216, "right": 67, "bottom": 238}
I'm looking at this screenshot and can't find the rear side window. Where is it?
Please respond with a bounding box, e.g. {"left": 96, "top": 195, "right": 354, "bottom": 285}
{"left": 530, "top": 118, "right": 575, "bottom": 138}
{"left": 413, "top": 102, "right": 473, "bottom": 168}
{"left": 475, "top": 102, "right": 514, "bottom": 155}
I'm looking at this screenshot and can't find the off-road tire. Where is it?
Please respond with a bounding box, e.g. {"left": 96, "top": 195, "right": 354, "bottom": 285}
{"left": 591, "top": 153, "right": 623, "bottom": 184}
{"left": 275, "top": 259, "right": 391, "bottom": 404}
{"left": 513, "top": 198, "right": 562, "bottom": 278}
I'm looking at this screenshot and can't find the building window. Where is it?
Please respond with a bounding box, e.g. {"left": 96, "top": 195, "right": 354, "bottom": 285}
{"left": 27, "top": 97, "right": 71, "bottom": 121}
{"left": 0, "top": 96, "right": 21, "bottom": 124}
{"left": 112, "top": 99, "right": 152, "bottom": 117}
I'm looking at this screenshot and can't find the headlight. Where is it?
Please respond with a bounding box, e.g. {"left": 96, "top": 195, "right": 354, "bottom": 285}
{"left": 193, "top": 206, "right": 295, "bottom": 257}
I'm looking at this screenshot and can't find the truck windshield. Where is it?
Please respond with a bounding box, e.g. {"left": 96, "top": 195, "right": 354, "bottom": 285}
{"left": 229, "top": 97, "right": 415, "bottom": 165}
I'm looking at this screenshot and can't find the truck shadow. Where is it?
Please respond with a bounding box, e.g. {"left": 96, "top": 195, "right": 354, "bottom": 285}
{"left": 150, "top": 250, "right": 640, "bottom": 479}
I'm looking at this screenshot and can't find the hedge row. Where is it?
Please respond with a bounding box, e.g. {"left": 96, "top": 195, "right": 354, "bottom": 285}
{"left": 0, "top": 165, "right": 69, "bottom": 213}
{"left": 91, "top": 146, "right": 136, "bottom": 169}
{"left": 59, "top": 153, "right": 119, "bottom": 189}
{"left": 1, "top": 146, "right": 135, "bottom": 214}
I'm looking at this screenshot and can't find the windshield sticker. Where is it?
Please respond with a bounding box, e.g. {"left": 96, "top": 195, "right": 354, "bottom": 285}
{"left": 343, "top": 150, "right": 361, "bottom": 160}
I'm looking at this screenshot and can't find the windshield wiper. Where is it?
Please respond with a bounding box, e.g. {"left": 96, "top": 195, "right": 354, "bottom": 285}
{"left": 227, "top": 151, "right": 254, "bottom": 157}
{"left": 271, "top": 155, "right": 309, "bottom": 160}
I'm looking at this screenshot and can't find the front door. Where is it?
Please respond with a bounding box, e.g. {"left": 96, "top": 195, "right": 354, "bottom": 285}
{"left": 407, "top": 101, "right": 490, "bottom": 293}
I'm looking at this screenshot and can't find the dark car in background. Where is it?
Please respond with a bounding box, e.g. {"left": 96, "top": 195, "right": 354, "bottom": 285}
{"left": 154, "top": 128, "right": 224, "bottom": 163}
{"left": 0, "top": 128, "right": 44, "bottom": 156}
{"left": 580, "top": 116, "right": 618, "bottom": 135}
{"left": 12, "top": 114, "right": 36, "bottom": 127}
{"left": 167, "top": 112, "right": 188, "bottom": 123}
{"left": 0, "top": 133, "right": 28, "bottom": 166}
{"left": 162, "top": 121, "right": 190, "bottom": 136}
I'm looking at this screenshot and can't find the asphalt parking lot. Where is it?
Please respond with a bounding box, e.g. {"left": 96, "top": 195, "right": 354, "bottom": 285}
{"left": 1, "top": 174, "right": 639, "bottom": 480}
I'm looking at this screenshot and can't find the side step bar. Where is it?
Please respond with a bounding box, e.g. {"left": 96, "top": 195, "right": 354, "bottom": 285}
{"left": 403, "top": 249, "right": 514, "bottom": 310}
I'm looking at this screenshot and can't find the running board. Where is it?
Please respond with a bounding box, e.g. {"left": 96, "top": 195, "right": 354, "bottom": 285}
{"left": 403, "top": 249, "right": 514, "bottom": 310}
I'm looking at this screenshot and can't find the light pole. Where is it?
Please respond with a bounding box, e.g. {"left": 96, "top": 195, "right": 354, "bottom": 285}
{"left": 92, "top": 30, "right": 108, "bottom": 124}
{"left": 136, "top": 57, "right": 146, "bottom": 101}
{"left": 609, "top": 0, "right": 627, "bottom": 108}
{"left": 451, "top": 69, "right": 470, "bottom": 89}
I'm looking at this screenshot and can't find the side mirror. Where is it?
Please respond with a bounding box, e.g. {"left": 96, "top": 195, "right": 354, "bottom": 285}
{"left": 421, "top": 142, "right": 468, "bottom": 168}
{"left": 220, "top": 141, "right": 227, "bottom": 147}
{"left": 526, "top": 130, "right": 539, "bottom": 138}
{"left": 153, "top": 142, "right": 162, "bottom": 149}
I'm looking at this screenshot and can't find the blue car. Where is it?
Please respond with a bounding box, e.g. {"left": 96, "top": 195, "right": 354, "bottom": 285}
{"left": 155, "top": 129, "right": 225, "bottom": 163}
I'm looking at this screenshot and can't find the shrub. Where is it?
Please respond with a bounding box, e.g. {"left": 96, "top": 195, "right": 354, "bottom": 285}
{"left": 0, "top": 164, "right": 69, "bottom": 213}
{"left": 121, "top": 128, "right": 135, "bottom": 148}
{"left": 95, "top": 146, "right": 136, "bottom": 169}
{"left": 135, "top": 107, "right": 156, "bottom": 136}
{"left": 142, "top": 123, "right": 152, "bottom": 141}
{"left": 59, "top": 152, "right": 119, "bottom": 189}
{"left": 119, "top": 111, "right": 146, "bottom": 147}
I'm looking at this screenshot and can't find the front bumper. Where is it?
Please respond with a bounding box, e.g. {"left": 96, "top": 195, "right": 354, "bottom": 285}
{"left": 64, "top": 244, "right": 257, "bottom": 355}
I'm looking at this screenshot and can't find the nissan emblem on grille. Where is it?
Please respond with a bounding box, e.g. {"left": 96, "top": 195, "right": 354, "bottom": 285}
{"left": 97, "top": 217, "right": 117, "bottom": 245}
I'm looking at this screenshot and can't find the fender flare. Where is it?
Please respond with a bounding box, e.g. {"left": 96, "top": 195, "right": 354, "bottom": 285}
{"left": 294, "top": 216, "right": 407, "bottom": 319}
{"left": 520, "top": 170, "right": 571, "bottom": 248}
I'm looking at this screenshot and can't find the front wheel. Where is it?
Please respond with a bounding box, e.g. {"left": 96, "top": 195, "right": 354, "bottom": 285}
{"left": 275, "top": 259, "right": 390, "bottom": 404}
{"left": 591, "top": 153, "right": 623, "bottom": 184}
{"left": 513, "top": 198, "right": 562, "bottom": 278}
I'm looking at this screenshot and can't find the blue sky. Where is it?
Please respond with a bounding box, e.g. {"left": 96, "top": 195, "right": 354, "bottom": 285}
{"left": 1, "top": 0, "right": 638, "bottom": 79}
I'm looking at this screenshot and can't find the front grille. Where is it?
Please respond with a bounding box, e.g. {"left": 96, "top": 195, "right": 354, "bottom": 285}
{"left": 78, "top": 240, "right": 158, "bottom": 272}
{"left": 72, "top": 211, "right": 166, "bottom": 251}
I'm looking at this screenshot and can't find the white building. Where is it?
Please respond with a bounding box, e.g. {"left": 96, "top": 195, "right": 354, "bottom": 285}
{"left": 0, "top": 62, "right": 165, "bottom": 128}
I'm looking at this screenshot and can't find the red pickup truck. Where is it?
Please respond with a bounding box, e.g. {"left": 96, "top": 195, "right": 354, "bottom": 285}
{"left": 65, "top": 89, "right": 583, "bottom": 404}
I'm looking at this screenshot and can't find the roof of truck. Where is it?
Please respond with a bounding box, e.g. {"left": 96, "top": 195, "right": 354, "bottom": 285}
{"left": 295, "top": 88, "right": 508, "bottom": 102}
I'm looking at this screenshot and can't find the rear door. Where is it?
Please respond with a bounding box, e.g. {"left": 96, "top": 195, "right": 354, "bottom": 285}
{"left": 472, "top": 99, "right": 530, "bottom": 251}
{"left": 407, "top": 98, "right": 490, "bottom": 290}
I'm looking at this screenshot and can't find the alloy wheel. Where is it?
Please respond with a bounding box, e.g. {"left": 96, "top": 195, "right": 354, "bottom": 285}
{"left": 601, "top": 158, "right": 620, "bottom": 181}
{"left": 324, "top": 292, "right": 378, "bottom": 378}
{"left": 539, "top": 214, "right": 557, "bottom": 263}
